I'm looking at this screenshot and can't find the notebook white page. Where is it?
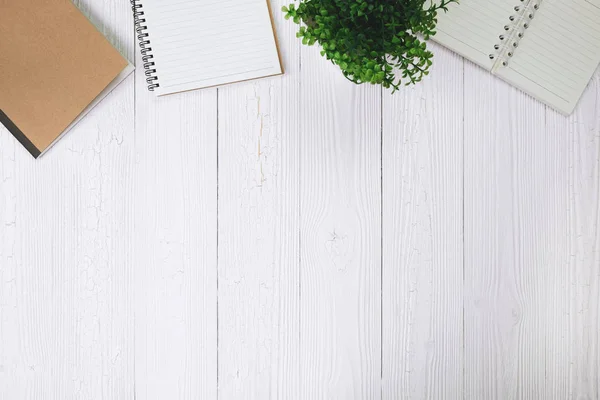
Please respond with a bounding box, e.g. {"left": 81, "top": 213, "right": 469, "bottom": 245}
{"left": 495, "top": 0, "right": 600, "bottom": 114}
{"left": 434, "top": 0, "right": 600, "bottom": 114}
{"left": 141, "top": 0, "right": 282, "bottom": 96}
{"left": 434, "top": 0, "right": 515, "bottom": 70}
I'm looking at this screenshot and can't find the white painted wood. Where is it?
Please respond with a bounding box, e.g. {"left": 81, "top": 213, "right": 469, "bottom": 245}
{"left": 216, "top": 0, "right": 300, "bottom": 398}
{"left": 543, "top": 72, "right": 600, "bottom": 400}
{"left": 1, "top": 2, "right": 600, "bottom": 398}
{"left": 133, "top": 62, "right": 219, "bottom": 400}
{"left": 381, "top": 45, "right": 464, "bottom": 400}
{"left": 0, "top": 0, "right": 135, "bottom": 398}
{"left": 299, "top": 41, "right": 382, "bottom": 399}
{"left": 0, "top": 104, "right": 18, "bottom": 400}
{"left": 463, "top": 63, "right": 548, "bottom": 399}
{"left": 464, "top": 61, "right": 600, "bottom": 399}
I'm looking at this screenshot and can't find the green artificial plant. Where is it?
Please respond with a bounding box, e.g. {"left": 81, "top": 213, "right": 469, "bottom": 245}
{"left": 283, "top": 0, "right": 456, "bottom": 91}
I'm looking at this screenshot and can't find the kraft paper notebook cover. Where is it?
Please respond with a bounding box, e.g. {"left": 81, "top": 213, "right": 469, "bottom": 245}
{"left": 132, "top": 0, "right": 283, "bottom": 95}
{"left": 433, "top": 0, "right": 600, "bottom": 115}
{"left": 0, "top": 0, "right": 134, "bottom": 158}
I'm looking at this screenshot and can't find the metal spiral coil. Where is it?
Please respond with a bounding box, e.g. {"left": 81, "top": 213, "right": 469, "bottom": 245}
{"left": 489, "top": 0, "right": 542, "bottom": 70}
{"left": 131, "top": 0, "right": 160, "bottom": 91}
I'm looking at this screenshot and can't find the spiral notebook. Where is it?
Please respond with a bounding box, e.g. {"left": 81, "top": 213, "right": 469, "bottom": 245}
{"left": 0, "top": 0, "right": 133, "bottom": 158}
{"left": 434, "top": 0, "right": 600, "bottom": 115}
{"left": 132, "top": 0, "right": 283, "bottom": 95}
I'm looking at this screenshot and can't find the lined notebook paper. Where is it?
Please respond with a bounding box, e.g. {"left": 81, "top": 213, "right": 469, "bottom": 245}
{"left": 434, "top": 0, "right": 600, "bottom": 114}
{"left": 133, "top": 0, "right": 283, "bottom": 95}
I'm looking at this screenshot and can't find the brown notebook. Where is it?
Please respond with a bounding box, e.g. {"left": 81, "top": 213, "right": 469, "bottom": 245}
{"left": 0, "top": 0, "right": 134, "bottom": 158}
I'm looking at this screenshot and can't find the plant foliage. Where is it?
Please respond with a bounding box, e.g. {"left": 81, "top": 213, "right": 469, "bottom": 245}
{"left": 283, "top": 0, "right": 456, "bottom": 91}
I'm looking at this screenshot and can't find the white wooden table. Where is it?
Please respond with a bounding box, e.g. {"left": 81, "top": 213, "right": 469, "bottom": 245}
{"left": 1, "top": 0, "right": 599, "bottom": 399}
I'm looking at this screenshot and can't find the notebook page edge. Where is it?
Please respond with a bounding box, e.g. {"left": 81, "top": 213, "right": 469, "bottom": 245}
{"left": 493, "top": 66, "right": 576, "bottom": 114}
{"left": 156, "top": 69, "right": 283, "bottom": 97}
{"left": 266, "top": 0, "right": 285, "bottom": 74}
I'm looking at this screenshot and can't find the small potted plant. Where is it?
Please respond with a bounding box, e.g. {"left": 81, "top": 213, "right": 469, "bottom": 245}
{"left": 283, "top": 0, "right": 456, "bottom": 91}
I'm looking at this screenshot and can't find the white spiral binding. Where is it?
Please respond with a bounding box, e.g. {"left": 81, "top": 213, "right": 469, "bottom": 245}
{"left": 489, "top": 0, "right": 542, "bottom": 72}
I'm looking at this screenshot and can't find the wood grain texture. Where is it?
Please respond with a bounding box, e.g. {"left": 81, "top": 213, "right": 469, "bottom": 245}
{"left": 543, "top": 71, "right": 600, "bottom": 400}
{"left": 299, "top": 41, "right": 382, "bottom": 399}
{"left": 0, "top": 0, "right": 135, "bottom": 398}
{"left": 1, "top": 2, "right": 600, "bottom": 398}
{"left": 217, "top": 0, "right": 300, "bottom": 398}
{"left": 464, "top": 60, "right": 600, "bottom": 399}
{"left": 0, "top": 107, "right": 18, "bottom": 399}
{"left": 381, "top": 45, "right": 464, "bottom": 400}
{"left": 133, "top": 67, "right": 218, "bottom": 399}
{"left": 463, "top": 61, "right": 548, "bottom": 399}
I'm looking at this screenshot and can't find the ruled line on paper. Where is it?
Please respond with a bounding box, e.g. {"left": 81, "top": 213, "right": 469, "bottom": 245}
{"left": 498, "top": 0, "right": 600, "bottom": 108}
{"left": 142, "top": 0, "right": 282, "bottom": 94}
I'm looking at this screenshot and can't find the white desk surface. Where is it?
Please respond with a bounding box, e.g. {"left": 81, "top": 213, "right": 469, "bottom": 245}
{"left": 1, "top": 1, "right": 599, "bottom": 399}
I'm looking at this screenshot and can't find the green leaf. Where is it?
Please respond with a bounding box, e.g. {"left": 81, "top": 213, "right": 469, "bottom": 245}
{"left": 281, "top": 0, "right": 451, "bottom": 91}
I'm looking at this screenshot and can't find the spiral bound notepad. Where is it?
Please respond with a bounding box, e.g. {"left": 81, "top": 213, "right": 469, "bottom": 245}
{"left": 434, "top": 0, "right": 600, "bottom": 115}
{"left": 131, "top": 0, "right": 283, "bottom": 96}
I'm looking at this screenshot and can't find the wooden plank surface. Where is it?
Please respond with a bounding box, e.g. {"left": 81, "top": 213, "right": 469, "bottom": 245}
{"left": 133, "top": 74, "right": 218, "bottom": 399}
{"left": 0, "top": 1, "right": 600, "bottom": 398}
{"left": 464, "top": 62, "right": 600, "bottom": 399}
{"left": 216, "top": 0, "right": 300, "bottom": 398}
{"left": 463, "top": 63, "right": 548, "bottom": 399}
{"left": 299, "top": 42, "right": 382, "bottom": 399}
{"left": 381, "top": 45, "right": 464, "bottom": 400}
{"left": 543, "top": 72, "right": 600, "bottom": 400}
{"left": 0, "top": 110, "right": 17, "bottom": 398}
{"left": 0, "top": 0, "right": 135, "bottom": 398}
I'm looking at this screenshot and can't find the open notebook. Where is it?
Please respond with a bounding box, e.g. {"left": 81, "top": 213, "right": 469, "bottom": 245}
{"left": 132, "top": 0, "right": 283, "bottom": 95}
{"left": 434, "top": 0, "right": 600, "bottom": 114}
